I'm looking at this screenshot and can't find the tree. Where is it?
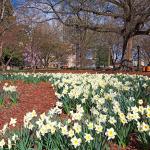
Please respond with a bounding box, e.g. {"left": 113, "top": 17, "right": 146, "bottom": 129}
{"left": 63, "top": 17, "right": 97, "bottom": 68}
{"left": 133, "top": 35, "right": 150, "bottom": 65}
{"left": 27, "top": 0, "right": 150, "bottom": 66}
{"left": 3, "top": 47, "right": 24, "bottom": 68}
{"left": 141, "top": 37, "right": 150, "bottom": 65}
{"left": 37, "top": 23, "right": 70, "bottom": 68}
{"left": 0, "top": 0, "right": 14, "bottom": 35}
{"left": 95, "top": 45, "right": 109, "bottom": 68}
{"left": 0, "top": 0, "right": 14, "bottom": 67}
{"left": 0, "top": 0, "right": 30, "bottom": 70}
{"left": 2, "top": 24, "right": 28, "bottom": 69}
{"left": 24, "top": 22, "right": 70, "bottom": 69}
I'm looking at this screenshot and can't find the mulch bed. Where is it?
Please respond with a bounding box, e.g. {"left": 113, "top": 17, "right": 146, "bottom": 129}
{"left": 28, "top": 69, "right": 150, "bottom": 77}
{"left": 0, "top": 80, "right": 57, "bottom": 129}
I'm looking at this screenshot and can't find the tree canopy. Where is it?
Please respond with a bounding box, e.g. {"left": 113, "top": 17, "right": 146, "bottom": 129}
{"left": 26, "top": 0, "right": 150, "bottom": 63}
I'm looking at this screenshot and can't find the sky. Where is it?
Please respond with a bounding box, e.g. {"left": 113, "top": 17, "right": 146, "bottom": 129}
{"left": 11, "top": 0, "right": 25, "bottom": 8}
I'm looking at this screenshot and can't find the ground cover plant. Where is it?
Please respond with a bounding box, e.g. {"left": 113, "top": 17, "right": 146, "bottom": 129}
{"left": 0, "top": 73, "right": 149, "bottom": 150}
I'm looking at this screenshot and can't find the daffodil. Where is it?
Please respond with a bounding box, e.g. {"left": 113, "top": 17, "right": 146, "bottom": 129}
{"left": 105, "top": 128, "right": 117, "bottom": 140}
{"left": 71, "top": 136, "right": 81, "bottom": 148}
{"left": 8, "top": 138, "right": 12, "bottom": 150}
{"left": 61, "top": 125, "right": 68, "bottom": 135}
{"left": 9, "top": 118, "right": 17, "bottom": 127}
{"left": 73, "top": 123, "right": 81, "bottom": 133}
{"left": 0, "top": 139, "right": 5, "bottom": 148}
{"left": 95, "top": 124, "right": 103, "bottom": 133}
{"left": 87, "top": 122, "right": 94, "bottom": 130}
{"left": 68, "top": 129, "right": 75, "bottom": 137}
{"left": 108, "top": 117, "right": 117, "bottom": 125}
{"left": 84, "top": 133, "right": 93, "bottom": 143}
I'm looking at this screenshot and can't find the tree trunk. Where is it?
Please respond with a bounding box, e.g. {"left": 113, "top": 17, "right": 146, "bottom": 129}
{"left": 0, "top": 40, "right": 5, "bottom": 71}
{"left": 118, "top": 36, "right": 131, "bottom": 70}
{"left": 44, "top": 57, "right": 49, "bottom": 69}
{"left": 121, "top": 37, "right": 128, "bottom": 62}
{"left": 110, "top": 48, "right": 116, "bottom": 69}
{"left": 108, "top": 47, "right": 112, "bottom": 66}
{"left": 32, "top": 66, "right": 36, "bottom": 72}
{"left": 0, "top": 41, "right": 3, "bottom": 58}
{"left": 5, "top": 55, "right": 13, "bottom": 69}
{"left": 126, "top": 37, "right": 133, "bottom": 61}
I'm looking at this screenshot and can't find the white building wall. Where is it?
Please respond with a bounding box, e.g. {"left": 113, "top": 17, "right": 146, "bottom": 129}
{"left": 67, "top": 55, "right": 76, "bottom": 68}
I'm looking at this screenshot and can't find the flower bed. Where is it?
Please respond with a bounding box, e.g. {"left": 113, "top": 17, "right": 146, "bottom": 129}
{"left": 0, "top": 82, "right": 18, "bottom": 105}
{"left": 0, "top": 80, "right": 57, "bottom": 128}
{"left": 0, "top": 73, "right": 149, "bottom": 149}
